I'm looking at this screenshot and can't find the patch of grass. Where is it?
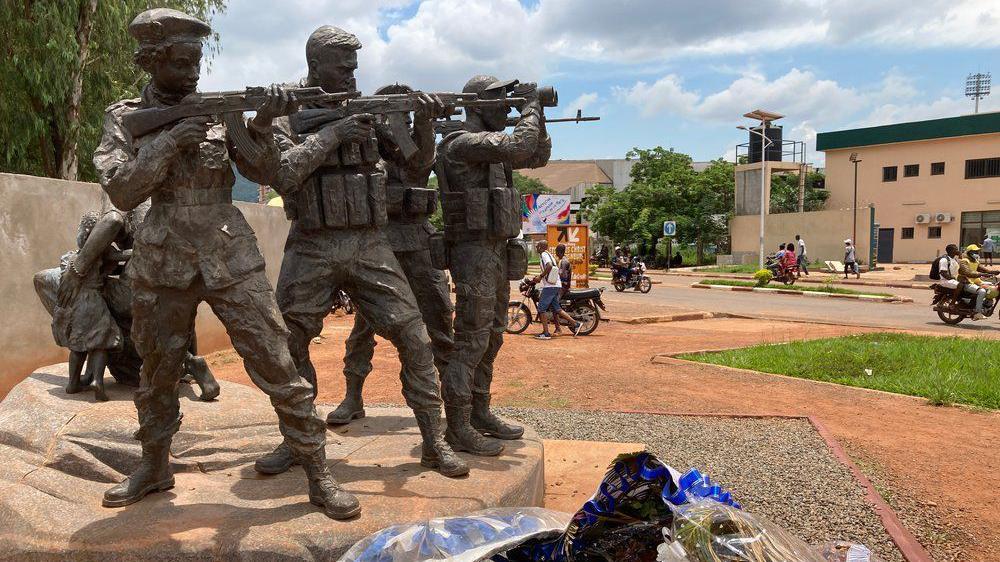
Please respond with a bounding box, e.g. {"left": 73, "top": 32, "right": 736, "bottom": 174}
{"left": 679, "top": 333, "right": 1000, "bottom": 409}
{"left": 697, "top": 278, "right": 893, "bottom": 297}
{"left": 696, "top": 261, "right": 825, "bottom": 274}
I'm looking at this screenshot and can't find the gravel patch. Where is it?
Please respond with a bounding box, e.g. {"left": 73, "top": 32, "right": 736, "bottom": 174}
{"left": 498, "top": 407, "right": 905, "bottom": 562}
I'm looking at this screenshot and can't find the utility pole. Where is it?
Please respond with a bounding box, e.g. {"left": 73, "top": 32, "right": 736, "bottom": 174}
{"left": 738, "top": 109, "right": 784, "bottom": 269}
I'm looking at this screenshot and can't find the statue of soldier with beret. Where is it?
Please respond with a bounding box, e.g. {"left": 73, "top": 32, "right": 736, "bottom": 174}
{"left": 93, "top": 8, "right": 359, "bottom": 519}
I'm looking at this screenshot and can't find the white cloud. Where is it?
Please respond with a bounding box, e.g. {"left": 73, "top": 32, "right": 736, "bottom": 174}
{"left": 200, "top": 0, "right": 1000, "bottom": 93}
{"left": 561, "top": 92, "right": 598, "bottom": 118}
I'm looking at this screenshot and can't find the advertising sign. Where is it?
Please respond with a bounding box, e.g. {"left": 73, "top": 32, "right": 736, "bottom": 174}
{"left": 546, "top": 224, "right": 590, "bottom": 288}
{"left": 522, "top": 194, "right": 571, "bottom": 234}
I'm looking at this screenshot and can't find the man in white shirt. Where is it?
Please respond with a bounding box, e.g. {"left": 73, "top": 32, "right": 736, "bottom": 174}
{"left": 937, "top": 244, "right": 961, "bottom": 290}
{"left": 533, "top": 240, "right": 581, "bottom": 340}
{"left": 795, "top": 234, "right": 809, "bottom": 277}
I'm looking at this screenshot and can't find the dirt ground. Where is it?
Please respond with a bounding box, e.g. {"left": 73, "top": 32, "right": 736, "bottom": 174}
{"left": 208, "top": 314, "right": 999, "bottom": 561}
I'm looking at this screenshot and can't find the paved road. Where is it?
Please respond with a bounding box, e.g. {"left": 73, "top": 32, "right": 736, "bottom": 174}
{"left": 590, "top": 276, "right": 1000, "bottom": 337}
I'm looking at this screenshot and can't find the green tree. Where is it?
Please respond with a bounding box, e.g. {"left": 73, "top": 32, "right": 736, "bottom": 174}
{"left": 582, "top": 149, "right": 735, "bottom": 265}
{"left": 0, "top": 1, "right": 225, "bottom": 182}
{"left": 769, "top": 170, "right": 829, "bottom": 213}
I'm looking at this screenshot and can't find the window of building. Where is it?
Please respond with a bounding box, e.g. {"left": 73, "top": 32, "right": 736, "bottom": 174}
{"left": 904, "top": 164, "right": 919, "bottom": 177}
{"left": 960, "top": 211, "right": 1000, "bottom": 247}
{"left": 965, "top": 157, "right": 1000, "bottom": 179}
{"left": 901, "top": 227, "right": 914, "bottom": 239}
{"left": 883, "top": 166, "right": 898, "bottom": 182}
{"left": 931, "top": 162, "right": 945, "bottom": 175}
{"left": 928, "top": 226, "right": 942, "bottom": 239}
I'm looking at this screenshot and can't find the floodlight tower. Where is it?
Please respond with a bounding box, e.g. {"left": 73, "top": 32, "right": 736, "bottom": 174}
{"left": 966, "top": 73, "right": 991, "bottom": 114}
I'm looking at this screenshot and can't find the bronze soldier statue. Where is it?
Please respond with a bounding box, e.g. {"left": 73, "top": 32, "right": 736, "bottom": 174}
{"left": 435, "top": 75, "right": 551, "bottom": 456}
{"left": 252, "top": 26, "right": 467, "bottom": 478}
{"left": 93, "top": 9, "right": 359, "bottom": 519}
{"left": 329, "top": 82, "right": 455, "bottom": 426}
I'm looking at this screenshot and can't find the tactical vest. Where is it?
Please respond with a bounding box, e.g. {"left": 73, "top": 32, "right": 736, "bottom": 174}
{"left": 436, "top": 132, "right": 522, "bottom": 243}
{"left": 284, "top": 129, "right": 388, "bottom": 230}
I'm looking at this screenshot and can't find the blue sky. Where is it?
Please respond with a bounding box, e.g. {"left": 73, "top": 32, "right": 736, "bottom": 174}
{"left": 199, "top": 0, "right": 1000, "bottom": 167}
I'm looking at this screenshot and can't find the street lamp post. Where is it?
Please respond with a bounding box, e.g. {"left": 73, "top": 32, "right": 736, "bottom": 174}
{"left": 850, "top": 152, "right": 862, "bottom": 254}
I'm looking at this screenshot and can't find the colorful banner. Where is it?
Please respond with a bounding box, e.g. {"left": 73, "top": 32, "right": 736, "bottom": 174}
{"left": 546, "top": 224, "right": 590, "bottom": 288}
{"left": 522, "top": 194, "right": 571, "bottom": 234}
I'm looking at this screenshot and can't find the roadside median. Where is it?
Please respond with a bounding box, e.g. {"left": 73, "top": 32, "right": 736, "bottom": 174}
{"left": 692, "top": 280, "right": 912, "bottom": 304}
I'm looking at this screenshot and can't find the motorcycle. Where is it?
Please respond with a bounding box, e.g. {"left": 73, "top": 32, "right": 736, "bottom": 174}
{"left": 765, "top": 256, "right": 797, "bottom": 286}
{"left": 931, "top": 275, "right": 999, "bottom": 325}
{"left": 506, "top": 278, "right": 606, "bottom": 336}
{"left": 612, "top": 257, "right": 652, "bottom": 293}
{"left": 331, "top": 289, "right": 355, "bottom": 315}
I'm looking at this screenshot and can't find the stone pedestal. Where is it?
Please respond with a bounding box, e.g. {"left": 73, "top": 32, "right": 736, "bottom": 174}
{"left": 0, "top": 366, "right": 544, "bottom": 561}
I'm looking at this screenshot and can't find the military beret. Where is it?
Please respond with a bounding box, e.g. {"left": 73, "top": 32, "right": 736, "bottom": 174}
{"left": 129, "top": 8, "right": 210, "bottom": 45}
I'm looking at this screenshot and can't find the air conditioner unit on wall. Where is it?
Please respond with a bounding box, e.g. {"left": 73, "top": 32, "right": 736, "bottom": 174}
{"left": 935, "top": 213, "right": 954, "bottom": 223}
{"left": 915, "top": 214, "right": 931, "bottom": 224}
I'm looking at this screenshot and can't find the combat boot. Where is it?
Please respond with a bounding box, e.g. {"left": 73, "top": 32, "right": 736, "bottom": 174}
{"left": 414, "top": 408, "right": 469, "bottom": 477}
{"left": 103, "top": 442, "right": 174, "bottom": 507}
{"left": 470, "top": 392, "right": 523, "bottom": 440}
{"left": 326, "top": 374, "right": 366, "bottom": 425}
{"left": 254, "top": 440, "right": 298, "bottom": 475}
{"left": 185, "top": 354, "right": 220, "bottom": 402}
{"left": 445, "top": 404, "right": 504, "bottom": 456}
{"left": 300, "top": 448, "right": 361, "bottom": 520}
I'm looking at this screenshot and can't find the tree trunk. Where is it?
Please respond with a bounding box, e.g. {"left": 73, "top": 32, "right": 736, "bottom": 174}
{"left": 696, "top": 236, "right": 704, "bottom": 266}
{"left": 58, "top": 0, "right": 98, "bottom": 180}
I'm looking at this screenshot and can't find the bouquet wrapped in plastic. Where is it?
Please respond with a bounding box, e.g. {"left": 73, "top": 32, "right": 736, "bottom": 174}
{"left": 339, "top": 452, "right": 879, "bottom": 562}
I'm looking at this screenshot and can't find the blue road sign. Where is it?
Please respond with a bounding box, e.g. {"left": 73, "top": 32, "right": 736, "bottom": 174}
{"left": 663, "top": 221, "right": 676, "bottom": 237}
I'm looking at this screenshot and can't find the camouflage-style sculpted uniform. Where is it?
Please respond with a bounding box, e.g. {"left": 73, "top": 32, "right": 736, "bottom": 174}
{"left": 94, "top": 8, "right": 358, "bottom": 520}
{"left": 331, "top": 84, "right": 455, "bottom": 425}
{"left": 436, "top": 75, "right": 551, "bottom": 456}
{"left": 253, "top": 26, "right": 466, "bottom": 479}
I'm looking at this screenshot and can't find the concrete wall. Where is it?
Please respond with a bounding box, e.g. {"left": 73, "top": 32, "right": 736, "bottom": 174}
{"left": 0, "top": 172, "right": 290, "bottom": 397}
{"left": 729, "top": 207, "right": 873, "bottom": 267}
{"left": 823, "top": 133, "right": 1000, "bottom": 262}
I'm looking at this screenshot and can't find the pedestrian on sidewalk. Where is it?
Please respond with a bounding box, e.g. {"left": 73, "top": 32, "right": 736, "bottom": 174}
{"left": 983, "top": 235, "right": 995, "bottom": 266}
{"left": 795, "top": 234, "right": 809, "bottom": 277}
{"left": 533, "top": 240, "right": 582, "bottom": 340}
{"left": 844, "top": 239, "right": 860, "bottom": 279}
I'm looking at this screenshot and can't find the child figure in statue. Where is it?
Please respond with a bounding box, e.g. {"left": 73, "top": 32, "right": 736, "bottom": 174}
{"left": 52, "top": 211, "right": 130, "bottom": 401}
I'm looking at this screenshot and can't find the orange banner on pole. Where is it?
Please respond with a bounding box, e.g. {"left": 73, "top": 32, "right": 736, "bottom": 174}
{"left": 546, "top": 224, "right": 590, "bottom": 288}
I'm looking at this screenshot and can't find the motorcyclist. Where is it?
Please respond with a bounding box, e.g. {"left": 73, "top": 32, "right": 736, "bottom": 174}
{"left": 957, "top": 244, "right": 1000, "bottom": 320}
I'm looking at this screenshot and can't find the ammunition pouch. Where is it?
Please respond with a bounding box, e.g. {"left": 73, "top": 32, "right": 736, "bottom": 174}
{"left": 441, "top": 187, "right": 522, "bottom": 241}
{"left": 285, "top": 170, "right": 387, "bottom": 230}
{"left": 429, "top": 232, "right": 449, "bottom": 270}
{"left": 506, "top": 238, "right": 528, "bottom": 280}
{"left": 386, "top": 185, "right": 438, "bottom": 218}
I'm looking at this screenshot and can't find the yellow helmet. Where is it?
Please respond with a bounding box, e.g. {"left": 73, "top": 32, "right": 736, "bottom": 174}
{"left": 966, "top": 244, "right": 981, "bottom": 253}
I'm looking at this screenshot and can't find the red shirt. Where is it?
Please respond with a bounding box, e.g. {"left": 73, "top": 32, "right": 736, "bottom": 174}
{"left": 781, "top": 252, "right": 797, "bottom": 270}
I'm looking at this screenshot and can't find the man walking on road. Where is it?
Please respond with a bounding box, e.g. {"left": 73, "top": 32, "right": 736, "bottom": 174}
{"left": 795, "top": 234, "right": 809, "bottom": 277}
{"left": 844, "top": 239, "right": 860, "bottom": 279}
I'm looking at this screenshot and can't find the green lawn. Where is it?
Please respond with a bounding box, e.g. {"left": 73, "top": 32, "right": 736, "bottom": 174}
{"left": 696, "top": 261, "right": 825, "bottom": 274}
{"left": 679, "top": 333, "right": 1000, "bottom": 409}
{"left": 697, "top": 279, "right": 893, "bottom": 297}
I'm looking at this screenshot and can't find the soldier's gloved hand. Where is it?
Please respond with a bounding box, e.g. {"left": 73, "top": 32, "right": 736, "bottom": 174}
{"left": 253, "top": 84, "right": 298, "bottom": 128}
{"left": 170, "top": 117, "right": 211, "bottom": 148}
{"left": 331, "top": 113, "right": 375, "bottom": 144}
